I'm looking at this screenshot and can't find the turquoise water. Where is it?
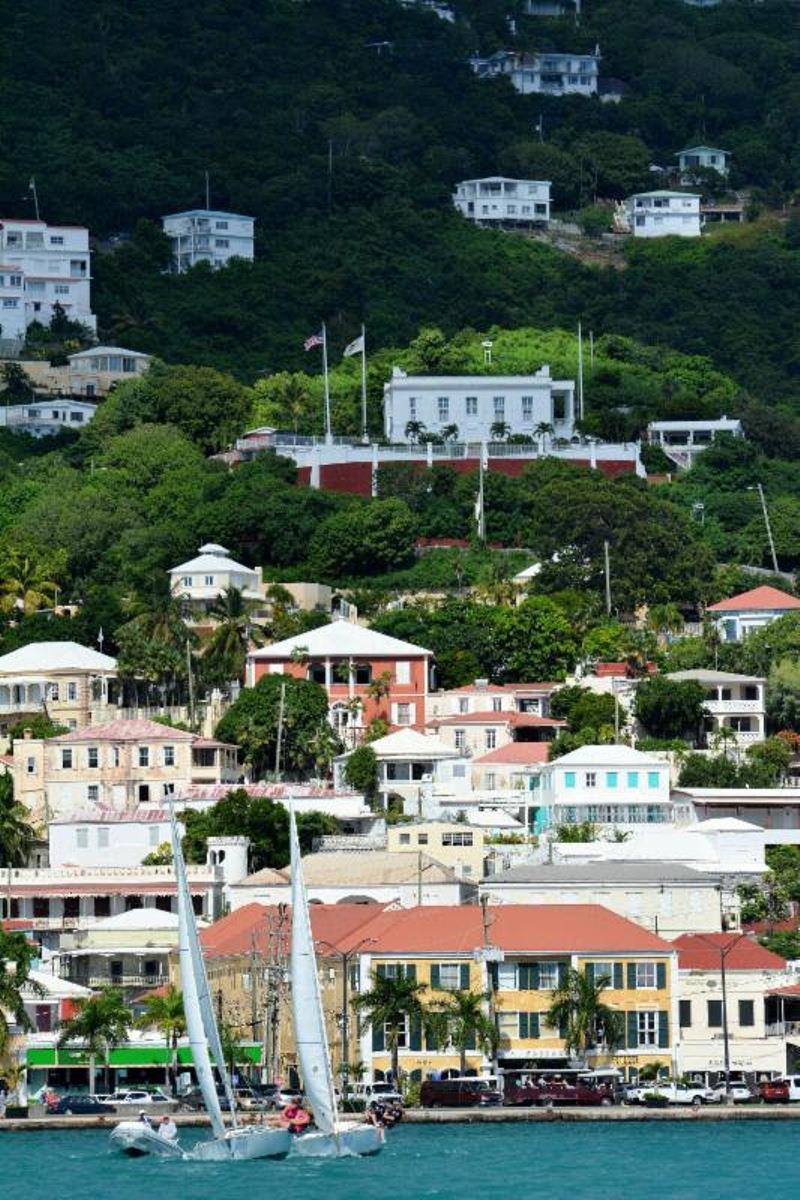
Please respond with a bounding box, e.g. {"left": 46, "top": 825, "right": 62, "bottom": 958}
{"left": 3, "top": 1123, "right": 798, "bottom": 1200}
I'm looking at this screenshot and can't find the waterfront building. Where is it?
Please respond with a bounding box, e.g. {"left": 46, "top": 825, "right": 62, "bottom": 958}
{"left": 707, "top": 585, "right": 800, "bottom": 643}
{"left": 161, "top": 209, "right": 255, "bottom": 272}
{"left": 52, "top": 906, "right": 180, "bottom": 995}
{"left": 453, "top": 178, "right": 551, "bottom": 227}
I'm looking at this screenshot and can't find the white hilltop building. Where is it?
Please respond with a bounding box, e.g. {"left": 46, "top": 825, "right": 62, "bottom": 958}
{"left": 453, "top": 178, "right": 551, "bottom": 227}
{"left": 0, "top": 217, "right": 96, "bottom": 349}
{"left": 646, "top": 416, "right": 743, "bottom": 469}
{"left": 537, "top": 743, "right": 673, "bottom": 834}
{"left": 170, "top": 542, "right": 266, "bottom": 617}
{"left": 677, "top": 145, "right": 730, "bottom": 182}
{"left": 383, "top": 366, "right": 577, "bottom": 443}
{"left": 666, "top": 668, "right": 766, "bottom": 747}
{"left": 470, "top": 49, "right": 600, "bottom": 97}
{"left": 161, "top": 209, "right": 255, "bottom": 272}
{"left": 333, "top": 728, "right": 469, "bottom": 811}
{"left": 623, "top": 191, "right": 701, "bottom": 238}
{"left": 0, "top": 640, "right": 118, "bottom": 734}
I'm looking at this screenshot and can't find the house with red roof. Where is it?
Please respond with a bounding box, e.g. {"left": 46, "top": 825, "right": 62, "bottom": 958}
{"left": 708, "top": 585, "right": 800, "bottom": 643}
{"left": 672, "top": 932, "right": 795, "bottom": 1080}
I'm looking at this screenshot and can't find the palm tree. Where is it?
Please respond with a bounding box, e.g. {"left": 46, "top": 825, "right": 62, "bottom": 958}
{"left": 545, "top": 968, "right": 624, "bottom": 1058}
{"left": 203, "top": 586, "right": 265, "bottom": 685}
{"left": 404, "top": 420, "right": 426, "bottom": 443}
{"left": 0, "top": 928, "right": 39, "bottom": 1054}
{"left": 437, "top": 990, "right": 498, "bottom": 1075}
{"left": 713, "top": 724, "right": 739, "bottom": 760}
{"left": 490, "top": 421, "right": 510, "bottom": 441}
{"left": 136, "top": 985, "right": 185, "bottom": 1093}
{"left": 0, "top": 775, "right": 36, "bottom": 867}
{"left": 441, "top": 423, "right": 460, "bottom": 442}
{"left": 0, "top": 551, "right": 58, "bottom": 616}
{"left": 534, "top": 421, "right": 554, "bottom": 452}
{"left": 57, "top": 987, "right": 132, "bottom": 1094}
{"left": 353, "top": 973, "right": 430, "bottom": 1085}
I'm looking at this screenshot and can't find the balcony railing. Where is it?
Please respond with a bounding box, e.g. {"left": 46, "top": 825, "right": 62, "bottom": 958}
{"left": 766, "top": 1020, "right": 800, "bottom": 1037}
{"left": 705, "top": 699, "right": 763, "bottom": 713}
{"left": 73, "top": 973, "right": 169, "bottom": 989}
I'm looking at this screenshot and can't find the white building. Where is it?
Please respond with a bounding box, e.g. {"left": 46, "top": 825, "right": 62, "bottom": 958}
{"left": 481, "top": 860, "right": 738, "bottom": 936}
{"left": 453, "top": 178, "right": 551, "bottom": 227}
{"left": 427, "top": 680, "right": 559, "bottom": 721}
{"left": 333, "top": 728, "right": 469, "bottom": 811}
{"left": 667, "top": 668, "right": 766, "bottom": 747}
{"left": 647, "top": 417, "right": 743, "bottom": 469}
{"left": 677, "top": 145, "right": 730, "bottom": 182}
{"left": 0, "top": 640, "right": 118, "bottom": 734}
{"left": 0, "top": 218, "right": 96, "bottom": 346}
{"left": 673, "top": 788, "right": 800, "bottom": 849}
{"left": 707, "top": 585, "right": 800, "bottom": 643}
{"left": 539, "top": 744, "right": 673, "bottom": 833}
{"left": 383, "top": 365, "right": 577, "bottom": 442}
{"left": 524, "top": 0, "right": 581, "bottom": 15}
{"left": 470, "top": 49, "right": 600, "bottom": 96}
{"left": 0, "top": 397, "right": 97, "bottom": 438}
{"left": 48, "top": 808, "right": 179, "bottom": 869}
{"left": 161, "top": 210, "right": 255, "bottom": 273}
{"left": 673, "top": 934, "right": 791, "bottom": 1082}
{"left": 170, "top": 542, "right": 266, "bottom": 616}
{"left": 554, "top": 817, "right": 767, "bottom": 878}
{"left": 624, "top": 191, "right": 701, "bottom": 238}
{"left": 52, "top": 907, "right": 180, "bottom": 993}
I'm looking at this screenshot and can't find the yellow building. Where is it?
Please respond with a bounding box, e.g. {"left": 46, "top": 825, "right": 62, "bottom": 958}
{"left": 386, "top": 821, "right": 485, "bottom": 880}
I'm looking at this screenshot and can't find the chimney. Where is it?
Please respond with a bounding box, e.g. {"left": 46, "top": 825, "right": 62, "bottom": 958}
{"left": 475, "top": 679, "right": 489, "bottom": 691}
{"left": 23, "top": 727, "right": 33, "bottom": 740}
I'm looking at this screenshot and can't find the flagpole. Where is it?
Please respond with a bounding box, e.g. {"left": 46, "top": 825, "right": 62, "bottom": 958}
{"left": 577, "top": 320, "right": 584, "bottom": 424}
{"left": 322, "top": 321, "right": 332, "bottom": 444}
{"left": 477, "top": 446, "right": 486, "bottom": 542}
{"left": 360, "top": 323, "right": 368, "bottom": 444}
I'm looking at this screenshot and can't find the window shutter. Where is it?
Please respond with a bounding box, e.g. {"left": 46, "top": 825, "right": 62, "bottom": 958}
{"left": 519, "top": 1012, "right": 529, "bottom": 1039}
{"left": 613, "top": 962, "right": 623, "bottom": 989}
{"left": 410, "top": 1016, "right": 422, "bottom": 1052}
{"left": 460, "top": 964, "right": 470, "bottom": 989}
{"left": 585, "top": 963, "right": 595, "bottom": 985}
{"left": 406, "top": 964, "right": 417, "bottom": 981}
{"left": 656, "top": 962, "right": 666, "bottom": 990}
{"left": 530, "top": 1012, "right": 540, "bottom": 1039}
{"left": 430, "top": 964, "right": 441, "bottom": 989}
{"left": 487, "top": 961, "right": 498, "bottom": 990}
{"left": 372, "top": 1023, "right": 385, "bottom": 1051}
{"left": 658, "top": 1011, "right": 669, "bottom": 1049}
{"left": 376, "top": 964, "right": 387, "bottom": 979}
{"left": 626, "top": 1011, "right": 638, "bottom": 1050}
{"left": 627, "top": 962, "right": 637, "bottom": 990}
{"left": 529, "top": 962, "right": 540, "bottom": 990}
{"left": 557, "top": 962, "right": 567, "bottom": 986}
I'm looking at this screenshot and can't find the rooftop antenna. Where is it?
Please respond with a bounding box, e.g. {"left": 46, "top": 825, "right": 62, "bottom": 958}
{"left": 29, "top": 177, "right": 40, "bottom": 221}
{"left": 204, "top": 171, "right": 211, "bottom": 211}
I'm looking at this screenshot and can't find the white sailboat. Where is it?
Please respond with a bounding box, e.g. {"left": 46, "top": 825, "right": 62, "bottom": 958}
{"left": 110, "top": 809, "right": 290, "bottom": 1162}
{"left": 289, "top": 808, "right": 384, "bottom": 1158}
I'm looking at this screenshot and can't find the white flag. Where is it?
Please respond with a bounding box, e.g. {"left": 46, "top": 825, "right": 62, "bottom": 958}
{"left": 342, "top": 334, "right": 364, "bottom": 358}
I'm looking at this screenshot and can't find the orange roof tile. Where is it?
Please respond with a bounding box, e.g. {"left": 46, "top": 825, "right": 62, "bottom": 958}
{"left": 200, "top": 902, "right": 387, "bottom": 959}
{"left": 473, "top": 743, "right": 551, "bottom": 765}
{"left": 708, "top": 585, "right": 800, "bottom": 613}
{"left": 672, "top": 933, "right": 786, "bottom": 971}
{"left": 336, "top": 904, "right": 673, "bottom": 955}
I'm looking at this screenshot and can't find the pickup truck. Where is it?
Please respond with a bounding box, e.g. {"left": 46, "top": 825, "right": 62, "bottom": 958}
{"left": 625, "top": 1082, "right": 718, "bottom": 1107}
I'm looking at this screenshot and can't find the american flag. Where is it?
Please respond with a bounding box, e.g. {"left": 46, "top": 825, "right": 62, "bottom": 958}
{"left": 304, "top": 330, "right": 324, "bottom": 351}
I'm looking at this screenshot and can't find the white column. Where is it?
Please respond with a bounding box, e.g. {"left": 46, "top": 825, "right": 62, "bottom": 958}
{"left": 325, "top": 657, "right": 332, "bottom": 687}
{"left": 371, "top": 444, "right": 379, "bottom": 498}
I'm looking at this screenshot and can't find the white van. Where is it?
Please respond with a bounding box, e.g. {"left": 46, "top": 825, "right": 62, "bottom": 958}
{"left": 781, "top": 1074, "right": 800, "bottom": 1101}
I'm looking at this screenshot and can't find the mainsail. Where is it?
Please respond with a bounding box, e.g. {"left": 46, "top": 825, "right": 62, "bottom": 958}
{"left": 169, "top": 809, "right": 234, "bottom": 1144}
{"left": 289, "top": 808, "right": 338, "bottom": 1137}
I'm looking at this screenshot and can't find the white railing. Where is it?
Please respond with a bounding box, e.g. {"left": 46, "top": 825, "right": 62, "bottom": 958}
{"left": 766, "top": 1021, "right": 800, "bottom": 1037}
{"left": 705, "top": 699, "right": 763, "bottom": 714}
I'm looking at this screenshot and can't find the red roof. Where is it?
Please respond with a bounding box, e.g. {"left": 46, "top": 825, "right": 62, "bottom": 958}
{"left": 594, "top": 662, "right": 657, "bottom": 678}
{"left": 474, "top": 743, "right": 551, "bottom": 765}
{"left": 708, "top": 586, "right": 800, "bottom": 613}
{"left": 200, "top": 902, "right": 387, "bottom": 959}
{"left": 52, "top": 719, "right": 196, "bottom": 743}
{"left": 767, "top": 984, "right": 800, "bottom": 997}
{"left": 430, "top": 711, "right": 564, "bottom": 728}
{"left": 672, "top": 933, "right": 786, "bottom": 971}
{"left": 336, "top": 904, "right": 672, "bottom": 955}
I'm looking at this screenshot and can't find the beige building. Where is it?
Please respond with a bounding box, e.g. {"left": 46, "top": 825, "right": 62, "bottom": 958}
{"left": 6, "top": 346, "right": 152, "bottom": 398}
{"left": 53, "top": 907, "right": 180, "bottom": 994}
{"left": 0, "top": 640, "right": 118, "bottom": 735}
{"left": 386, "top": 821, "right": 485, "bottom": 880}
{"left": 13, "top": 718, "right": 239, "bottom": 822}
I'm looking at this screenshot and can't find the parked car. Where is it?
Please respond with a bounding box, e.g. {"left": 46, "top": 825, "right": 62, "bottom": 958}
{"left": 759, "top": 1078, "right": 790, "bottom": 1104}
{"left": 710, "top": 1083, "right": 755, "bottom": 1104}
{"left": 47, "top": 1094, "right": 116, "bottom": 1115}
{"left": 349, "top": 1082, "right": 403, "bottom": 1104}
{"left": 112, "top": 1089, "right": 171, "bottom": 1105}
{"left": 625, "top": 1082, "right": 717, "bottom": 1107}
{"left": 780, "top": 1074, "right": 800, "bottom": 1102}
{"left": 420, "top": 1078, "right": 502, "bottom": 1108}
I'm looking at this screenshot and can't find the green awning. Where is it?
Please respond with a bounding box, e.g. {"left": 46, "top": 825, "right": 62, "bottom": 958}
{"left": 27, "top": 1043, "right": 261, "bottom": 1068}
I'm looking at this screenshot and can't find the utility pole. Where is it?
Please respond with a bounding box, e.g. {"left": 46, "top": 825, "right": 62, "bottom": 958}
{"left": 205, "top": 170, "right": 211, "bottom": 211}
{"left": 480, "top": 895, "right": 500, "bottom": 1080}
{"left": 186, "top": 639, "right": 196, "bottom": 729}
{"left": 755, "top": 482, "right": 779, "bottom": 575}
{"left": 577, "top": 321, "right": 584, "bottom": 422}
{"left": 274, "top": 681, "right": 286, "bottom": 781}
{"left": 29, "top": 177, "right": 40, "bottom": 220}
{"left": 603, "top": 540, "right": 612, "bottom": 616}
{"left": 695, "top": 932, "right": 746, "bottom": 1102}
{"left": 327, "top": 138, "right": 333, "bottom": 215}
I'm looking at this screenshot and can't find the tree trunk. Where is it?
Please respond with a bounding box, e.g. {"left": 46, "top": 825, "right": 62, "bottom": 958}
{"left": 391, "top": 1036, "right": 399, "bottom": 1087}
{"left": 104, "top": 1049, "right": 111, "bottom": 1094}
{"left": 89, "top": 1053, "right": 97, "bottom": 1097}
{"left": 460, "top": 1045, "right": 467, "bottom": 1075}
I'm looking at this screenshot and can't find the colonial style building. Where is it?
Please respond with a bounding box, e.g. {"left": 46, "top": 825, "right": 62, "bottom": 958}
{"left": 247, "top": 620, "right": 433, "bottom": 742}
{"left": 0, "top": 641, "right": 118, "bottom": 735}
{"left": 536, "top": 744, "right": 673, "bottom": 833}
{"left": 646, "top": 416, "right": 743, "bottom": 469}
{"left": 333, "top": 728, "right": 469, "bottom": 811}
{"left": 453, "top": 178, "right": 551, "bottom": 227}
{"left": 383, "top": 365, "right": 577, "bottom": 444}
{"left": 161, "top": 209, "right": 255, "bottom": 272}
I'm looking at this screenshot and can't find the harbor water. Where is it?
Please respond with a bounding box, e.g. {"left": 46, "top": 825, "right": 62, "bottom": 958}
{"left": 3, "top": 1122, "right": 799, "bottom": 1200}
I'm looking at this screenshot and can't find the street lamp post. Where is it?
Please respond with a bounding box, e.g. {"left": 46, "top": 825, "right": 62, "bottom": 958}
{"left": 316, "top": 937, "right": 376, "bottom": 1100}
{"left": 695, "top": 932, "right": 747, "bottom": 1101}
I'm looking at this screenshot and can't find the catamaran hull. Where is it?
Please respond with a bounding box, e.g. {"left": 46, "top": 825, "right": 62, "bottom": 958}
{"left": 110, "top": 1121, "right": 184, "bottom": 1158}
{"left": 292, "top": 1123, "right": 384, "bottom": 1158}
{"left": 191, "top": 1126, "right": 292, "bottom": 1161}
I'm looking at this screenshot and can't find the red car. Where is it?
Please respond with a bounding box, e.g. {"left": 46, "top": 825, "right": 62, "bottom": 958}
{"left": 758, "top": 1079, "right": 790, "bottom": 1104}
{"left": 505, "top": 1078, "right": 612, "bottom": 1107}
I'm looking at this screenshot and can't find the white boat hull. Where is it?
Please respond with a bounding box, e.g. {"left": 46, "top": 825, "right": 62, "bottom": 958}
{"left": 191, "top": 1125, "right": 292, "bottom": 1161}
{"left": 292, "top": 1122, "right": 385, "bottom": 1158}
{"left": 110, "top": 1121, "right": 184, "bottom": 1158}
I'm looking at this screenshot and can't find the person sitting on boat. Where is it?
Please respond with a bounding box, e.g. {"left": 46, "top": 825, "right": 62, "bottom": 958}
{"left": 280, "top": 1098, "right": 310, "bottom": 1134}
{"left": 138, "top": 1110, "right": 152, "bottom": 1128}
{"left": 366, "top": 1101, "right": 386, "bottom": 1129}
{"left": 158, "top": 1114, "right": 178, "bottom": 1141}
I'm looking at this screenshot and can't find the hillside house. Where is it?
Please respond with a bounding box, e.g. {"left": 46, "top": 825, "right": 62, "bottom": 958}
{"left": 161, "top": 209, "right": 254, "bottom": 272}
{"left": 0, "top": 218, "right": 96, "bottom": 347}
{"left": 624, "top": 191, "right": 701, "bottom": 238}
{"left": 453, "top": 177, "right": 551, "bottom": 227}
{"left": 707, "top": 585, "right": 800, "bottom": 643}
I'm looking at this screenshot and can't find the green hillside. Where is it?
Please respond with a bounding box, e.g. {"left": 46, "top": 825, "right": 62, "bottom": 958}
{"left": 1, "top": 0, "right": 800, "bottom": 400}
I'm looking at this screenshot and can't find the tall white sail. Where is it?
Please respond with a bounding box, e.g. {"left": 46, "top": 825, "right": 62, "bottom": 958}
{"left": 289, "top": 808, "right": 338, "bottom": 1137}
{"left": 169, "top": 810, "right": 229, "bottom": 1144}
